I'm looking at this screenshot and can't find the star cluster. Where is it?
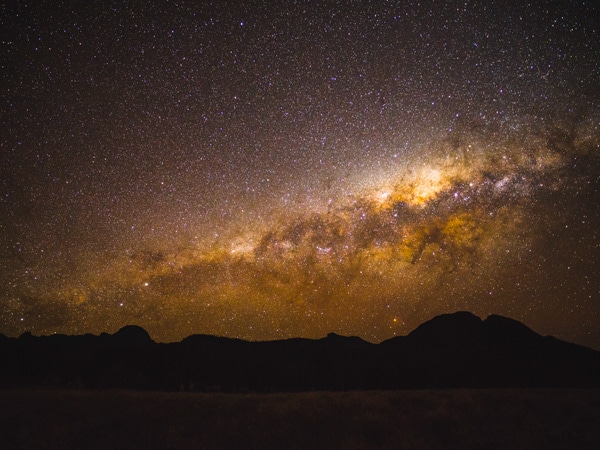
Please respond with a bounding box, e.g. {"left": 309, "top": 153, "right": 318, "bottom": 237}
{"left": 1, "top": 1, "right": 599, "bottom": 348}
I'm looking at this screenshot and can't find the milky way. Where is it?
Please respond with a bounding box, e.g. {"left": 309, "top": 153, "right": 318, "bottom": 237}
{"left": 1, "top": 1, "right": 599, "bottom": 348}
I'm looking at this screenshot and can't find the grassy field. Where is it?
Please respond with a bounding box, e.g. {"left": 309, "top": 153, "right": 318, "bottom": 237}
{"left": 1, "top": 389, "right": 599, "bottom": 449}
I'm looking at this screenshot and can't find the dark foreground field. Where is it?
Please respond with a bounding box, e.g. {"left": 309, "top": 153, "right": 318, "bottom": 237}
{"left": 1, "top": 389, "right": 599, "bottom": 450}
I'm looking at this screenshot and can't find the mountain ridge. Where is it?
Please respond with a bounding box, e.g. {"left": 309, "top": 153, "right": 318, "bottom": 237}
{"left": 2, "top": 311, "right": 599, "bottom": 391}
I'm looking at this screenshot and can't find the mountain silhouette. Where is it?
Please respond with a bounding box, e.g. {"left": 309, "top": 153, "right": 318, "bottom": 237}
{"left": 111, "top": 325, "right": 154, "bottom": 346}
{"left": 1, "top": 312, "right": 599, "bottom": 391}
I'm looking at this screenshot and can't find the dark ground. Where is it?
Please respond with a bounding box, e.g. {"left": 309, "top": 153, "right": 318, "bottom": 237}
{"left": 1, "top": 388, "right": 599, "bottom": 449}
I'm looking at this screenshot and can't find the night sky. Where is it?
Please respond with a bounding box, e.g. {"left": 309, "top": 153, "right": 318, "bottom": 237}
{"left": 2, "top": 0, "right": 599, "bottom": 349}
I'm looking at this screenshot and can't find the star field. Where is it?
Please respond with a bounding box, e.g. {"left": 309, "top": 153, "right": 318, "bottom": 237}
{"left": 1, "top": 1, "right": 599, "bottom": 348}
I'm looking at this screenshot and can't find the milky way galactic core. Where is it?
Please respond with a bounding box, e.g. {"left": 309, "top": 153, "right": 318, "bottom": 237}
{"left": 1, "top": 1, "right": 599, "bottom": 348}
